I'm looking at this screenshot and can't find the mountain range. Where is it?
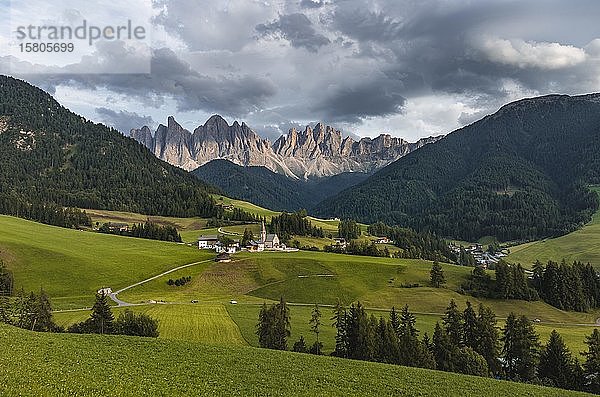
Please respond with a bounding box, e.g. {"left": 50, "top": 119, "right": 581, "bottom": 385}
{"left": 131, "top": 116, "right": 441, "bottom": 179}
{"left": 316, "top": 94, "right": 600, "bottom": 241}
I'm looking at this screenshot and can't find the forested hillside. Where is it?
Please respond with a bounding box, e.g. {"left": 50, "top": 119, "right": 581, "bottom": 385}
{"left": 316, "top": 94, "right": 600, "bottom": 241}
{"left": 0, "top": 76, "right": 220, "bottom": 218}
{"left": 193, "top": 159, "right": 369, "bottom": 211}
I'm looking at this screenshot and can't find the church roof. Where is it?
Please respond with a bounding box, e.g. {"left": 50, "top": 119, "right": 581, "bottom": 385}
{"left": 265, "top": 234, "right": 278, "bottom": 242}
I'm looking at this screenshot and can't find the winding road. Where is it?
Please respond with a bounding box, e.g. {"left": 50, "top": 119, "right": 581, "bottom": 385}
{"left": 108, "top": 259, "right": 213, "bottom": 307}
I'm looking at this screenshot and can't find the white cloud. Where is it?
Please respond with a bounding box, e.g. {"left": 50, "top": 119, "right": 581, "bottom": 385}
{"left": 476, "top": 36, "right": 587, "bottom": 70}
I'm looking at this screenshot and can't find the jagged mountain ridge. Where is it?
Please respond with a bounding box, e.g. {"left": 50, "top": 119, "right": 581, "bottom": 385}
{"left": 131, "top": 115, "right": 442, "bottom": 178}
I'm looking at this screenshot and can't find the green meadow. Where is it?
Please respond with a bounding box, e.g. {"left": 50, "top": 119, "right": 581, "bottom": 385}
{"left": 0, "top": 215, "right": 214, "bottom": 309}
{"left": 0, "top": 324, "right": 589, "bottom": 397}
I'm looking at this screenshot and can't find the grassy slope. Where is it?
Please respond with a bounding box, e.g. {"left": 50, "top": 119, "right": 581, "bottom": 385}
{"left": 0, "top": 215, "right": 214, "bottom": 309}
{"left": 4, "top": 214, "right": 598, "bottom": 354}
{"left": 507, "top": 187, "right": 600, "bottom": 266}
{"left": 54, "top": 304, "right": 246, "bottom": 346}
{"left": 0, "top": 325, "right": 588, "bottom": 397}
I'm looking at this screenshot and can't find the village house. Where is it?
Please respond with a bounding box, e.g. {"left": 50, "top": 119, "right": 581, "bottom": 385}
{"left": 198, "top": 235, "right": 220, "bottom": 249}
{"left": 106, "top": 222, "right": 129, "bottom": 232}
{"left": 216, "top": 241, "right": 240, "bottom": 254}
{"left": 375, "top": 237, "right": 393, "bottom": 244}
{"left": 333, "top": 237, "right": 347, "bottom": 249}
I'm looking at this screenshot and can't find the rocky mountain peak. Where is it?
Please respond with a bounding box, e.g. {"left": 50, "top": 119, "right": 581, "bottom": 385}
{"left": 132, "top": 115, "right": 442, "bottom": 178}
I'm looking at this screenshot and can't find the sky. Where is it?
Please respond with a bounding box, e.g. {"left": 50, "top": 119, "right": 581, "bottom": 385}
{"left": 1, "top": 0, "right": 600, "bottom": 141}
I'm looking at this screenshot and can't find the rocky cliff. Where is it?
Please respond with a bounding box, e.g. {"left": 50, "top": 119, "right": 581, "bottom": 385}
{"left": 131, "top": 115, "right": 442, "bottom": 179}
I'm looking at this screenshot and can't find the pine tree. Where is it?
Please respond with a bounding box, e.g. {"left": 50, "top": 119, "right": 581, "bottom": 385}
{"left": 443, "top": 299, "right": 463, "bottom": 347}
{"left": 476, "top": 304, "right": 500, "bottom": 375}
{"left": 389, "top": 306, "right": 401, "bottom": 337}
{"left": 583, "top": 329, "right": 600, "bottom": 393}
{"left": 501, "top": 313, "right": 540, "bottom": 381}
{"left": 34, "top": 288, "right": 54, "bottom": 332}
{"left": 538, "top": 330, "right": 578, "bottom": 390}
{"left": 256, "top": 303, "right": 271, "bottom": 348}
{"left": 399, "top": 304, "right": 418, "bottom": 337}
{"left": 292, "top": 335, "right": 308, "bottom": 353}
{"left": 433, "top": 322, "right": 456, "bottom": 372}
{"left": 273, "top": 296, "right": 291, "bottom": 350}
{"left": 331, "top": 299, "right": 348, "bottom": 358}
{"left": 462, "top": 301, "right": 478, "bottom": 349}
{"left": 90, "top": 291, "right": 114, "bottom": 335}
{"left": 430, "top": 261, "right": 445, "bottom": 288}
{"left": 309, "top": 304, "right": 322, "bottom": 355}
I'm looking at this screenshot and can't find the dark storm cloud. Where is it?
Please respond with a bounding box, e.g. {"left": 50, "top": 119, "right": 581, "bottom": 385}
{"left": 256, "top": 13, "right": 330, "bottom": 52}
{"left": 14, "top": 47, "right": 277, "bottom": 116}
{"left": 96, "top": 107, "right": 155, "bottom": 134}
{"left": 315, "top": 80, "right": 406, "bottom": 123}
{"left": 4, "top": 0, "right": 600, "bottom": 139}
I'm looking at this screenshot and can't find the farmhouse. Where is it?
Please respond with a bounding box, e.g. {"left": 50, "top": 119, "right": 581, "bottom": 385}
{"left": 106, "top": 222, "right": 129, "bottom": 232}
{"left": 375, "top": 237, "right": 393, "bottom": 244}
{"left": 198, "top": 235, "right": 219, "bottom": 249}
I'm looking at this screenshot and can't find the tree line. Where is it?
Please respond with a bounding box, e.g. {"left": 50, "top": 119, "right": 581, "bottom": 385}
{"left": 368, "top": 222, "right": 457, "bottom": 262}
{"left": 68, "top": 292, "right": 159, "bottom": 337}
{"left": 98, "top": 221, "right": 182, "bottom": 243}
{"left": 460, "top": 259, "right": 600, "bottom": 313}
{"left": 0, "top": 289, "right": 159, "bottom": 338}
{"left": 256, "top": 297, "right": 600, "bottom": 394}
{"left": 269, "top": 210, "right": 324, "bottom": 241}
{"left": 0, "top": 200, "right": 92, "bottom": 229}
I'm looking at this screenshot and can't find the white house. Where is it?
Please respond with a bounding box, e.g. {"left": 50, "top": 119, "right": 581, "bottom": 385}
{"left": 198, "top": 235, "right": 219, "bottom": 249}
{"left": 216, "top": 241, "right": 240, "bottom": 254}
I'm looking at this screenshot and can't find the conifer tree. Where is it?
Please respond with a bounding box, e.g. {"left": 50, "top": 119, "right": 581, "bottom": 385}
{"left": 538, "top": 330, "right": 579, "bottom": 390}
{"left": 331, "top": 299, "right": 348, "bottom": 358}
{"left": 430, "top": 261, "right": 445, "bottom": 288}
{"left": 476, "top": 304, "right": 500, "bottom": 375}
{"left": 292, "top": 335, "right": 308, "bottom": 353}
{"left": 583, "top": 329, "right": 600, "bottom": 393}
{"left": 90, "top": 291, "right": 114, "bottom": 335}
{"left": 389, "top": 306, "right": 401, "bottom": 337}
{"left": 443, "top": 299, "right": 463, "bottom": 347}
{"left": 399, "top": 304, "right": 418, "bottom": 337}
{"left": 462, "top": 301, "right": 478, "bottom": 349}
{"left": 309, "top": 304, "right": 322, "bottom": 355}
{"left": 433, "top": 322, "right": 456, "bottom": 372}
{"left": 501, "top": 313, "right": 540, "bottom": 381}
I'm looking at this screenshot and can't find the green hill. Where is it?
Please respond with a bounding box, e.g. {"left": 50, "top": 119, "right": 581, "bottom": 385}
{"left": 0, "top": 324, "right": 589, "bottom": 397}
{"left": 316, "top": 94, "right": 600, "bottom": 242}
{"left": 193, "top": 159, "right": 369, "bottom": 211}
{"left": 507, "top": 187, "right": 600, "bottom": 266}
{"left": 0, "top": 76, "right": 219, "bottom": 218}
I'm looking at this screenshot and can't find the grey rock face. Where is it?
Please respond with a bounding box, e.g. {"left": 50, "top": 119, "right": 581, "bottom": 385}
{"left": 131, "top": 115, "right": 442, "bottom": 179}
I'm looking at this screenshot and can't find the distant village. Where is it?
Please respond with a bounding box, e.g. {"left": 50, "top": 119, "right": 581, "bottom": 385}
{"left": 449, "top": 243, "right": 509, "bottom": 268}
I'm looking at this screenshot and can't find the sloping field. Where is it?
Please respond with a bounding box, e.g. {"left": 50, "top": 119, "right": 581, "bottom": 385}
{"left": 0, "top": 324, "right": 589, "bottom": 397}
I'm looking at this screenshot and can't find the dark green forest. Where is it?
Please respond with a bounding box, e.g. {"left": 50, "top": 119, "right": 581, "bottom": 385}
{"left": 193, "top": 159, "right": 369, "bottom": 211}
{"left": 316, "top": 94, "right": 600, "bottom": 241}
{"left": 0, "top": 76, "right": 220, "bottom": 219}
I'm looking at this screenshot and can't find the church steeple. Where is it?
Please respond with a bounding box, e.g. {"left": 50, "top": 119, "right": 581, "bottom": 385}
{"left": 261, "top": 221, "right": 267, "bottom": 243}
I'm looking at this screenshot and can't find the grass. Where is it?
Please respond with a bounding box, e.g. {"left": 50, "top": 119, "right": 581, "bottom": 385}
{"left": 53, "top": 303, "right": 246, "bottom": 346}
{"left": 0, "top": 215, "right": 214, "bottom": 309}
{"left": 0, "top": 324, "right": 589, "bottom": 397}
{"left": 507, "top": 187, "right": 600, "bottom": 267}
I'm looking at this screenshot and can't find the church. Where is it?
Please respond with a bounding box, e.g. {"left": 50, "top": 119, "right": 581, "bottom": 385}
{"left": 247, "top": 222, "right": 280, "bottom": 251}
